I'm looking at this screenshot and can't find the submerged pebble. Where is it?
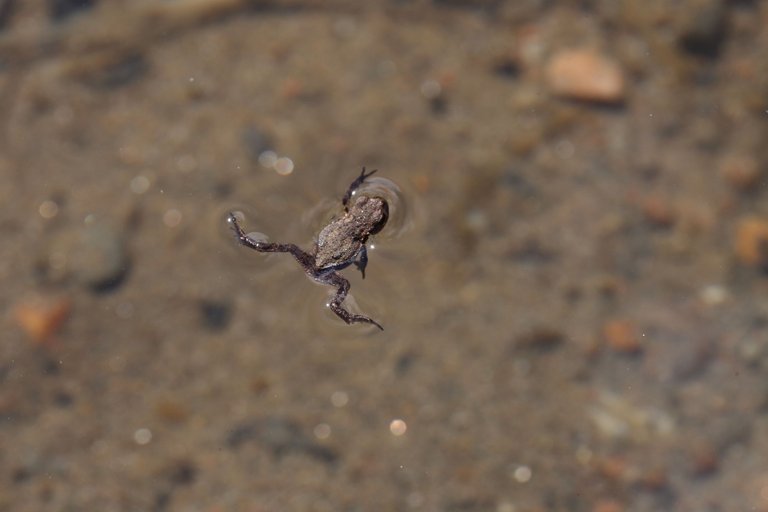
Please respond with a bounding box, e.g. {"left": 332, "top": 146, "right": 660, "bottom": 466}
{"left": 677, "top": 0, "right": 727, "bottom": 58}
{"left": 41, "top": 220, "right": 130, "bottom": 292}
{"left": 515, "top": 326, "right": 564, "bottom": 351}
{"left": 719, "top": 154, "right": 762, "bottom": 191}
{"left": 602, "top": 319, "right": 642, "bottom": 354}
{"left": 545, "top": 49, "right": 626, "bottom": 104}
{"left": 639, "top": 195, "right": 676, "bottom": 228}
{"left": 48, "top": 0, "right": 95, "bottom": 22}
{"left": 735, "top": 217, "right": 768, "bottom": 270}
{"left": 13, "top": 295, "right": 72, "bottom": 345}
{"left": 198, "top": 299, "right": 232, "bottom": 331}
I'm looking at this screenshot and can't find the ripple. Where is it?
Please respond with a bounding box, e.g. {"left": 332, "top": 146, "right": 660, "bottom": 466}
{"left": 300, "top": 285, "right": 386, "bottom": 335}
{"left": 222, "top": 206, "right": 271, "bottom": 242}
{"left": 302, "top": 174, "right": 412, "bottom": 241}
{"left": 218, "top": 205, "right": 279, "bottom": 277}
{"left": 301, "top": 197, "right": 340, "bottom": 235}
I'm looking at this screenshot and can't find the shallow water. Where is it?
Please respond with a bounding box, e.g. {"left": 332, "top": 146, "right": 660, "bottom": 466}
{"left": 2, "top": 2, "right": 768, "bottom": 511}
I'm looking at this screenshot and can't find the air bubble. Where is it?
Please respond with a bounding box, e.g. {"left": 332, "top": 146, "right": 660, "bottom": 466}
{"left": 130, "top": 175, "right": 150, "bottom": 194}
{"left": 39, "top": 200, "right": 59, "bottom": 219}
{"left": 274, "top": 157, "right": 294, "bottom": 175}
{"left": 258, "top": 150, "right": 278, "bottom": 168}
{"left": 163, "top": 209, "right": 182, "bottom": 228}
{"left": 246, "top": 231, "right": 269, "bottom": 243}
{"left": 390, "top": 419, "right": 407, "bottom": 436}
{"left": 134, "top": 428, "right": 152, "bottom": 445}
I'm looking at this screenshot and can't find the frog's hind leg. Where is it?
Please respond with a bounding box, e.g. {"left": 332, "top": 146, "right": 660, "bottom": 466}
{"left": 342, "top": 167, "right": 377, "bottom": 209}
{"left": 228, "top": 213, "right": 315, "bottom": 269}
{"left": 321, "top": 271, "right": 383, "bottom": 330}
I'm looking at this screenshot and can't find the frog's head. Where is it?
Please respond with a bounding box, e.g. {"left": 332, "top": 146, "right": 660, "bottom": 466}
{"left": 364, "top": 196, "right": 389, "bottom": 235}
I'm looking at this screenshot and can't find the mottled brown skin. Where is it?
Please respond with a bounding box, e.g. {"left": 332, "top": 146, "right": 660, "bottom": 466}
{"left": 228, "top": 168, "right": 388, "bottom": 330}
{"left": 315, "top": 195, "right": 387, "bottom": 274}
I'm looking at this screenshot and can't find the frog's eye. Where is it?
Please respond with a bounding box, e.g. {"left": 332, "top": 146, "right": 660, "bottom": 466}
{"left": 370, "top": 199, "right": 389, "bottom": 235}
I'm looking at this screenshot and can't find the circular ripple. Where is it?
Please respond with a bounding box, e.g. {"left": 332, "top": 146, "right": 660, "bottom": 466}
{"left": 351, "top": 175, "right": 412, "bottom": 240}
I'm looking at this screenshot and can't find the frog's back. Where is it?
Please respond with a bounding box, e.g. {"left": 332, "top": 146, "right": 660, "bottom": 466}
{"left": 315, "top": 215, "right": 364, "bottom": 270}
{"left": 314, "top": 195, "right": 387, "bottom": 271}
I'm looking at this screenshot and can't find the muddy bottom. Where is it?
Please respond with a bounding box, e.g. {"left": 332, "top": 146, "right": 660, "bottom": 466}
{"left": 1, "top": 1, "right": 768, "bottom": 511}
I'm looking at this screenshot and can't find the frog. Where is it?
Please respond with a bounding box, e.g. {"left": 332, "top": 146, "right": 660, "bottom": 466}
{"left": 227, "top": 168, "right": 388, "bottom": 330}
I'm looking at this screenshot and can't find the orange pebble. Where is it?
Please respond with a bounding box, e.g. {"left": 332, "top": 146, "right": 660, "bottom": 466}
{"left": 720, "top": 154, "right": 761, "bottom": 191}
{"left": 546, "top": 49, "right": 626, "bottom": 104}
{"left": 640, "top": 195, "right": 675, "bottom": 227}
{"left": 13, "top": 297, "right": 71, "bottom": 345}
{"left": 735, "top": 217, "right": 768, "bottom": 268}
{"left": 602, "top": 319, "right": 642, "bottom": 354}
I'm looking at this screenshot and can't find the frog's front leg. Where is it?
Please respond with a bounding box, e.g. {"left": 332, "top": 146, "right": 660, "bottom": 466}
{"left": 342, "top": 167, "right": 377, "bottom": 210}
{"left": 318, "top": 270, "right": 383, "bottom": 330}
{"left": 352, "top": 245, "right": 369, "bottom": 279}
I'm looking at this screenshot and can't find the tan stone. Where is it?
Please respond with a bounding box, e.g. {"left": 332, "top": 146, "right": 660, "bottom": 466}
{"left": 546, "top": 49, "right": 626, "bottom": 103}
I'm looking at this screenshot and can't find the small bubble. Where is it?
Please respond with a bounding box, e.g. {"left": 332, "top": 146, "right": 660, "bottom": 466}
{"left": 229, "top": 210, "right": 245, "bottom": 223}
{"left": 258, "top": 150, "right": 278, "bottom": 168}
{"left": 331, "top": 390, "right": 349, "bottom": 407}
{"left": 513, "top": 465, "right": 532, "bottom": 483}
{"left": 39, "top": 200, "right": 59, "bottom": 219}
{"left": 274, "top": 157, "right": 294, "bottom": 176}
{"left": 83, "top": 214, "right": 96, "bottom": 225}
{"left": 313, "top": 423, "right": 331, "bottom": 439}
{"left": 130, "top": 175, "right": 150, "bottom": 194}
{"left": 134, "top": 428, "right": 152, "bottom": 445}
{"left": 389, "top": 419, "right": 407, "bottom": 436}
{"left": 246, "top": 231, "right": 269, "bottom": 243}
{"left": 163, "top": 209, "right": 182, "bottom": 228}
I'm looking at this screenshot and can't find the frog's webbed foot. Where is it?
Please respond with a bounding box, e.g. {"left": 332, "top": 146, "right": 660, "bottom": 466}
{"left": 342, "top": 167, "right": 377, "bottom": 209}
{"left": 352, "top": 245, "right": 369, "bottom": 279}
{"left": 320, "top": 271, "right": 383, "bottom": 330}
